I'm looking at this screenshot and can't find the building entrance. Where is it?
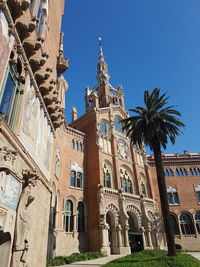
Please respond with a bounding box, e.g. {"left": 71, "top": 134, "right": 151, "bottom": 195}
{"left": 106, "top": 211, "right": 116, "bottom": 254}
{"left": 127, "top": 211, "right": 143, "bottom": 253}
{"left": 128, "top": 232, "right": 143, "bottom": 253}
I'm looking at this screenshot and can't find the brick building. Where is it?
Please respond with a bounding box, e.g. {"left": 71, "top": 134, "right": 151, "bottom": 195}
{"left": 0, "top": 1, "right": 198, "bottom": 267}
{"left": 148, "top": 152, "right": 200, "bottom": 250}
{"left": 0, "top": 0, "right": 68, "bottom": 266}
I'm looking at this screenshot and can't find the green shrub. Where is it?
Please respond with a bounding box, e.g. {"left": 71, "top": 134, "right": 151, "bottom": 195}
{"left": 103, "top": 250, "right": 200, "bottom": 267}
{"left": 48, "top": 251, "right": 104, "bottom": 266}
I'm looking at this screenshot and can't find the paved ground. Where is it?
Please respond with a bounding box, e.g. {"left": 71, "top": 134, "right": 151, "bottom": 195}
{"left": 52, "top": 254, "right": 124, "bottom": 267}
{"left": 188, "top": 252, "right": 200, "bottom": 261}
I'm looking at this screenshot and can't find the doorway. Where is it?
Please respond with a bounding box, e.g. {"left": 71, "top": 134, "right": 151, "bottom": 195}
{"left": 106, "top": 211, "right": 116, "bottom": 254}
{"left": 127, "top": 211, "right": 143, "bottom": 253}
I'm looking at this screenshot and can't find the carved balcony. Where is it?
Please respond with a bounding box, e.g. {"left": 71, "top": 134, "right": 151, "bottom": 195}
{"left": 57, "top": 52, "right": 69, "bottom": 74}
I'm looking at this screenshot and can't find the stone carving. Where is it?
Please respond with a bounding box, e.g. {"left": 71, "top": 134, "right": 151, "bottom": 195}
{"left": 0, "top": 146, "right": 18, "bottom": 165}
{"left": 57, "top": 75, "right": 68, "bottom": 110}
{"left": 117, "top": 140, "right": 130, "bottom": 160}
{"left": 11, "top": 170, "right": 40, "bottom": 267}
{"left": 0, "top": 146, "right": 19, "bottom": 175}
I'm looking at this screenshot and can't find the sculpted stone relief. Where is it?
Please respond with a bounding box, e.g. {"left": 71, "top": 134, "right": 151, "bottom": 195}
{"left": 11, "top": 170, "right": 39, "bottom": 267}
{"left": 57, "top": 75, "right": 68, "bottom": 110}
{"left": 117, "top": 139, "right": 130, "bottom": 160}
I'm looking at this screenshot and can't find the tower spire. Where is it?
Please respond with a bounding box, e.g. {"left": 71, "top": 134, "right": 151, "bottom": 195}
{"left": 96, "top": 37, "right": 110, "bottom": 84}
{"left": 98, "top": 37, "right": 104, "bottom": 60}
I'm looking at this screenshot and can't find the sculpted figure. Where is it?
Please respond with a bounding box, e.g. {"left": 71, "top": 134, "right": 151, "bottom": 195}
{"left": 57, "top": 75, "right": 68, "bottom": 109}
{"left": 11, "top": 174, "right": 38, "bottom": 267}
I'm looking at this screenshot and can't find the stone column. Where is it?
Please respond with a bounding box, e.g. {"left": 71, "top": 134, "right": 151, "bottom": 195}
{"left": 147, "top": 229, "right": 153, "bottom": 248}
{"left": 123, "top": 227, "right": 129, "bottom": 247}
{"left": 73, "top": 215, "right": 77, "bottom": 232}
{"left": 139, "top": 227, "right": 146, "bottom": 248}
{"left": 193, "top": 220, "right": 198, "bottom": 236}
{"left": 116, "top": 225, "right": 122, "bottom": 247}
{"left": 100, "top": 224, "right": 110, "bottom": 255}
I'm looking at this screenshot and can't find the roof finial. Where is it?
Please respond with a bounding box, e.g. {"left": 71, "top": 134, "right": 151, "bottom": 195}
{"left": 98, "top": 36, "right": 104, "bottom": 60}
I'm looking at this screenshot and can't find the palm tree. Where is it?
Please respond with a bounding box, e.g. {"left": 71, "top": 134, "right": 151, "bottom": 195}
{"left": 122, "top": 88, "right": 185, "bottom": 256}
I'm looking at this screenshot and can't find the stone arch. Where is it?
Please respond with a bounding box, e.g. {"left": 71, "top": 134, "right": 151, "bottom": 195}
{"left": 103, "top": 160, "right": 114, "bottom": 188}
{"left": 105, "top": 203, "right": 119, "bottom": 227}
{"left": 126, "top": 205, "right": 142, "bottom": 228}
{"left": 120, "top": 165, "right": 135, "bottom": 194}
{"left": 64, "top": 195, "right": 77, "bottom": 214}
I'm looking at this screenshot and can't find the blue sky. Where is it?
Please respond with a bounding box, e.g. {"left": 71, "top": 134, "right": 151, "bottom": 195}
{"left": 62, "top": 0, "right": 200, "bottom": 154}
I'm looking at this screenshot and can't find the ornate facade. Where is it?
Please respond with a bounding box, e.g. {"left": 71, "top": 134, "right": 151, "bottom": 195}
{"left": 0, "top": 1, "right": 197, "bottom": 267}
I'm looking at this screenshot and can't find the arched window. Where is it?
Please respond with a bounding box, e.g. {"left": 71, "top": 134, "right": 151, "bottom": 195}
{"left": 165, "top": 169, "right": 170, "bottom": 177}
{"left": 70, "top": 170, "right": 83, "bottom": 189}
{"left": 190, "top": 168, "right": 194, "bottom": 176}
{"left": 167, "top": 187, "right": 180, "bottom": 205}
{"left": 63, "top": 200, "right": 73, "bottom": 232}
{"left": 180, "top": 168, "right": 184, "bottom": 176}
{"left": 169, "top": 169, "right": 174, "bottom": 176}
{"left": 80, "top": 143, "right": 83, "bottom": 152}
{"left": 195, "top": 212, "right": 200, "bottom": 234}
{"left": 72, "top": 139, "right": 75, "bottom": 149}
{"left": 70, "top": 170, "right": 76, "bottom": 187}
{"left": 114, "top": 115, "right": 123, "bottom": 132}
{"left": 127, "top": 179, "right": 133, "bottom": 194}
{"left": 169, "top": 214, "right": 180, "bottom": 235}
{"left": 77, "top": 172, "right": 83, "bottom": 188}
{"left": 100, "top": 120, "right": 109, "bottom": 136}
{"left": 77, "top": 202, "right": 85, "bottom": 232}
{"left": 76, "top": 141, "right": 79, "bottom": 151}
{"left": 0, "top": 61, "right": 23, "bottom": 127}
{"left": 183, "top": 168, "right": 187, "bottom": 176}
{"left": 120, "top": 167, "right": 134, "bottom": 194}
{"left": 103, "top": 163, "right": 113, "bottom": 188}
{"left": 194, "top": 168, "right": 198, "bottom": 175}
{"left": 176, "top": 169, "right": 180, "bottom": 176}
{"left": 180, "top": 213, "right": 195, "bottom": 235}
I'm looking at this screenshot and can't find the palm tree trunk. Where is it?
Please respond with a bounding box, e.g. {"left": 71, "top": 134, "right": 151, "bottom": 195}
{"left": 152, "top": 138, "right": 176, "bottom": 256}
